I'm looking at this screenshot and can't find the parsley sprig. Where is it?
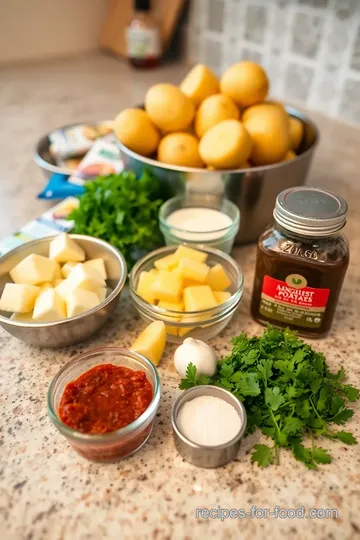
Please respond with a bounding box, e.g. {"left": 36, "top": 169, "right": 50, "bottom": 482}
{"left": 179, "top": 327, "right": 359, "bottom": 469}
{"left": 68, "top": 170, "right": 164, "bottom": 270}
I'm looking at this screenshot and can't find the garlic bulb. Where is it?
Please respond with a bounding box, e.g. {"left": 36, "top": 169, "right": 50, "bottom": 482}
{"left": 174, "top": 337, "right": 217, "bottom": 378}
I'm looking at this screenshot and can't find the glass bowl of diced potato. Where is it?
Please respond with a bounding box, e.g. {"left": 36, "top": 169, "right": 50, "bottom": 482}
{"left": 0, "top": 234, "right": 127, "bottom": 347}
{"left": 129, "top": 244, "right": 243, "bottom": 343}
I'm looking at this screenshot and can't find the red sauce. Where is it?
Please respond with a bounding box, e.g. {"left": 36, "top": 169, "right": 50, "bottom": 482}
{"left": 59, "top": 364, "right": 153, "bottom": 435}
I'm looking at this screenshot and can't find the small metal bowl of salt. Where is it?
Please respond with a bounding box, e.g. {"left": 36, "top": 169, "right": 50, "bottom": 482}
{"left": 171, "top": 385, "right": 247, "bottom": 468}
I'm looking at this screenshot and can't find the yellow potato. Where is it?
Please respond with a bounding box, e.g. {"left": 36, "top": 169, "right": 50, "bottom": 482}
{"left": 180, "top": 64, "right": 219, "bottom": 107}
{"left": 284, "top": 150, "right": 296, "bottom": 161}
{"left": 145, "top": 83, "right": 195, "bottom": 132}
{"left": 114, "top": 109, "right": 159, "bottom": 156}
{"left": 220, "top": 61, "right": 269, "bottom": 107}
{"left": 195, "top": 94, "right": 240, "bottom": 138}
{"left": 242, "top": 102, "right": 288, "bottom": 124}
{"left": 289, "top": 116, "right": 304, "bottom": 150}
{"left": 242, "top": 106, "right": 289, "bottom": 165}
{"left": 158, "top": 133, "right": 204, "bottom": 168}
{"left": 199, "top": 119, "right": 252, "bottom": 169}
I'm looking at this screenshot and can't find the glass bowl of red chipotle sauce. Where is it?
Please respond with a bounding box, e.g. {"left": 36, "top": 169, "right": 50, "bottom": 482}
{"left": 47, "top": 348, "right": 160, "bottom": 462}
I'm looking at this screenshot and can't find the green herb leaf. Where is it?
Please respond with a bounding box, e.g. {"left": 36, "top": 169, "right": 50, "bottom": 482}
{"left": 312, "top": 447, "right": 332, "bottom": 464}
{"left": 331, "top": 431, "right": 357, "bottom": 445}
{"left": 265, "top": 387, "right": 285, "bottom": 411}
{"left": 331, "top": 408, "right": 354, "bottom": 425}
{"left": 251, "top": 444, "right": 273, "bottom": 467}
{"left": 283, "top": 416, "right": 304, "bottom": 435}
{"left": 236, "top": 373, "right": 261, "bottom": 397}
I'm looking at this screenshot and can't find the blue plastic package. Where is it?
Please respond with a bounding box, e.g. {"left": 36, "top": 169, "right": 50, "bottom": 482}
{"left": 37, "top": 173, "right": 85, "bottom": 200}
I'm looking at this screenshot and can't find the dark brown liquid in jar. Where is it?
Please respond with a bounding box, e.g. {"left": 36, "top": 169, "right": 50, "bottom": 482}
{"left": 251, "top": 224, "right": 349, "bottom": 337}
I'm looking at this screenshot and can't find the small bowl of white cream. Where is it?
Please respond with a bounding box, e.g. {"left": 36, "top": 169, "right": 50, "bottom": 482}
{"left": 171, "top": 385, "right": 247, "bottom": 468}
{"left": 159, "top": 194, "right": 240, "bottom": 254}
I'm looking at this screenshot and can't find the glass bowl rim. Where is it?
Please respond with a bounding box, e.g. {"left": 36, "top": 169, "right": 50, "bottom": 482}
{"left": 158, "top": 196, "right": 240, "bottom": 236}
{"left": 129, "top": 244, "right": 244, "bottom": 317}
{"left": 47, "top": 347, "right": 161, "bottom": 442}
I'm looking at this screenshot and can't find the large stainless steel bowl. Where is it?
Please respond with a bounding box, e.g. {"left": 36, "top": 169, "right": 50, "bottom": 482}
{"left": 0, "top": 235, "right": 127, "bottom": 347}
{"left": 119, "top": 106, "right": 319, "bottom": 244}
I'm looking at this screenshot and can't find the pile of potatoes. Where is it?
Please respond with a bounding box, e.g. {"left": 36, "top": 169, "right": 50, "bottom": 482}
{"left": 114, "top": 61, "right": 304, "bottom": 170}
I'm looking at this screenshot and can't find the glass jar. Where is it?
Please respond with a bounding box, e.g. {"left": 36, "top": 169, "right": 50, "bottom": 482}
{"left": 251, "top": 187, "right": 349, "bottom": 337}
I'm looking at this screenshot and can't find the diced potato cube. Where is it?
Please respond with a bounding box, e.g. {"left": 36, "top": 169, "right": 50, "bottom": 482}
{"left": 178, "top": 315, "right": 205, "bottom": 337}
{"left": 84, "top": 258, "right": 107, "bottom": 280}
{"left": 173, "top": 245, "right": 208, "bottom": 263}
{"left": 206, "top": 264, "right": 231, "bottom": 291}
{"left": 10, "top": 254, "right": 57, "bottom": 286}
{"left": 148, "top": 269, "right": 159, "bottom": 277}
{"left": 61, "top": 262, "right": 78, "bottom": 279}
{"left": 173, "top": 268, "right": 199, "bottom": 288}
{"left": 66, "top": 289, "right": 100, "bottom": 318}
{"left": 157, "top": 300, "right": 184, "bottom": 311}
{"left": 183, "top": 285, "right": 217, "bottom": 311}
{"left": 55, "top": 279, "right": 77, "bottom": 301}
{"left": 96, "top": 287, "right": 107, "bottom": 302}
{"left": 54, "top": 279, "right": 64, "bottom": 287}
{"left": 33, "top": 289, "right": 66, "bottom": 322}
{"left": 150, "top": 271, "right": 183, "bottom": 303}
{"left": 178, "top": 258, "right": 209, "bottom": 283}
{"left": 157, "top": 301, "right": 183, "bottom": 336}
{"left": 213, "top": 290, "right": 231, "bottom": 304}
{"left": 39, "top": 282, "right": 53, "bottom": 292}
{"left": 49, "top": 233, "right": 85, "bottom": 263}
{"left": 0, "top": 284, "right": 40, "bottom": 313}
{"left": 137, "top": 271, "right": 158, "bottom": 304}
{"left": 154, "top": 254, "right": 178, "bottom": 272}
{"left": 67, "top": 264, "right": 105, "bottom": 292}
{"left": 11, "top": 311, "right": 34, "bottom": 322}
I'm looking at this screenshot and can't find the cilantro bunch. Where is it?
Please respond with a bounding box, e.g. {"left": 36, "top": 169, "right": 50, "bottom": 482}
{"left": 180, "top": 327, "right": 359, "bottom": 469}
{"left": 68, "top": 170, "right": 164, "bottom": 271}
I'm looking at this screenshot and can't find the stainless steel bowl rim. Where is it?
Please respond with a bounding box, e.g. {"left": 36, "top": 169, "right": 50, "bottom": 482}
{"left": 118, "top": 105, "right": 319, "bottom": 174}
{"left": 129, "top": 244, "right": 244, "bottom": 317}
{"left": 158, "top": 195, "right": 240, "bottom": 236}
{"left": 47, "top": 347, "right": 161, "bottom": 442}
{"left": 0, "top": 234, "right": 127, "bottom": 328}
{"left": 172, "top": 385, "right": 247, "bottom": 450}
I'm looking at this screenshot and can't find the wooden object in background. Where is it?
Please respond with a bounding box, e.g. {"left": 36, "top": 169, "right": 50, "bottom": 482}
{"left": 99, "top": 0, "right": 185, "bottom": 58}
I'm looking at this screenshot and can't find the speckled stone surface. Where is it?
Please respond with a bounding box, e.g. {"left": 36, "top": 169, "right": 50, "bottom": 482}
{"left": 1, "top": 54, "right": 360, "bottom": 540}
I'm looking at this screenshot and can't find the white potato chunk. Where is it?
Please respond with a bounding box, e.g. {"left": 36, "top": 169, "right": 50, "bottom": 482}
{"left": 33, "top": 289, "right": 66, "bottom": 322}
{"left": 49, "top": 233, "right": 85, "bottom": 263}
{"left": 10, "top": 254, "right": 57, "bottom": 285}
{"left": 66, "top": 289, "right": 100, "bottom": 318}
{"left": 67, "top": 264, "right": 105, "bottom": 292}
{"left": 55, "top": 279, "right": 77, "bottom": 301}
{"left": 84, "top": 258, "right": 107, "bottom": 280}
{"left": 61, "top": 261, "right": 78, "bottom": 279}
{"left": 96, "top": 287, "right": 107, "bottom": 302}
{"left": 0, "top": 283, "right": 40, "bottom": 313}
{"left": 53, "top": 261, "right": 62, "bottom": 282}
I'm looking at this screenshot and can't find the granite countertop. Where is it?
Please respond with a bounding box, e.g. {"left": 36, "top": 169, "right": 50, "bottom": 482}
{"left": 1, "top": 53, "right": 360, "bottom": 540}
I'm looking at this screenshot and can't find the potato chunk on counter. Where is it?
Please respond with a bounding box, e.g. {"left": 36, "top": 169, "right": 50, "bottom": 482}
{"left": 10, "top": 254, "right": 57, "bottom": 285}
{"left": 49, "top": 233, "right": 85, "bottom": 263}
{"left": 0, "top": 284, "right": 40, "bottom": 313}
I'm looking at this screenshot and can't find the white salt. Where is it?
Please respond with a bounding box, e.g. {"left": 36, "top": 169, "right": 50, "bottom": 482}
{"left": 177, "top": 395, "right": 241, "bottom": 446}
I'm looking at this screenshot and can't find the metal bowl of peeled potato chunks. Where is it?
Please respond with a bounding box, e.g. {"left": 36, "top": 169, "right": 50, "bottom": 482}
{"left": 0, "top": 235, "right": 127, "bottom": 347}
{"left": 115, "top": 62, "right": 319, "bottom": 244}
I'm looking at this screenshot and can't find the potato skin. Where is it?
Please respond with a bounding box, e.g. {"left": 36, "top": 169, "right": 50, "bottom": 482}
{"left": 199, "top": 119, "right": 252, "bottom": 169}
{"left": 145, "top": 84, "right": 195, "bottom": 133}
{"left": 114, "top": 109, "right": 159, "bottom": 156}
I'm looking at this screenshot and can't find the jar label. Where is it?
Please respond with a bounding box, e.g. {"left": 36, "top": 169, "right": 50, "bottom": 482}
{"left": 126, "top": 28, "right": 161, "bottom": 59}
{"left": 259, "top": 275, "right": 330, "bottom": 329}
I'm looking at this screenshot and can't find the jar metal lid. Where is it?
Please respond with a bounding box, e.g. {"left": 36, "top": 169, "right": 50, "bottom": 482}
{"left": 274, "top": 187, "right": 348, "bottom": 236}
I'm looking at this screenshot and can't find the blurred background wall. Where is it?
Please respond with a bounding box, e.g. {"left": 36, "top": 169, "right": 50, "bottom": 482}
{"left": 184, "top": 0, "right": 360, "bottom": 125}
{"left": 0, "top": 0, "right": 107, "bottom": 64}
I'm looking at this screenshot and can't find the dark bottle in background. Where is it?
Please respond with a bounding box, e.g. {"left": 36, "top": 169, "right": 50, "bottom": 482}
{"left": 126, "top": 0, "right": 161, "bottom": 68}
